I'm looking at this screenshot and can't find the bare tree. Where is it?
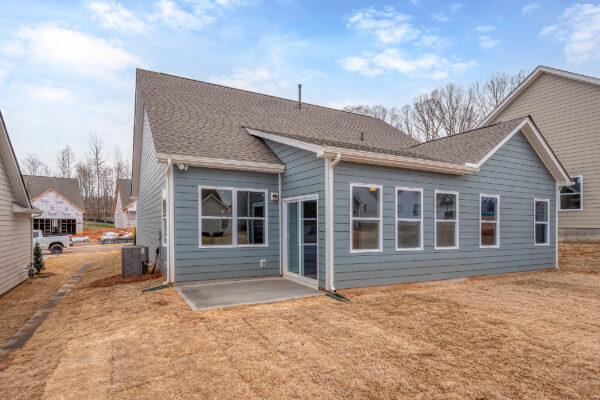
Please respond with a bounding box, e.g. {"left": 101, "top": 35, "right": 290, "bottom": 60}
{"left": 21, "top": 153, "right": 51, "bottom": 176}
{"left": 56, "top": 146, "right": 75, "bottom": 178}
{"left": 472, "top": 70, "right": 527, "bottom": 120}
{"left": 113, "top": 148, "right": 131, "bottom": 180}
{"left": 412, "top": 93, "right": 443, "bottom": 141}
{"left": 87, "top": 132, "right": 105, "bottom": 216}
{"left": 434, "top": 83, "right": 478, "bottom": 136}
{"left": 75, "top": 160, "right": 94, "bottom": 211}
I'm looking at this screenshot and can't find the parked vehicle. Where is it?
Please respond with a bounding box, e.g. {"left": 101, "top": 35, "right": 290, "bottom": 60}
{"left": 32, "top": 230, "right": 72, "bottom": 254}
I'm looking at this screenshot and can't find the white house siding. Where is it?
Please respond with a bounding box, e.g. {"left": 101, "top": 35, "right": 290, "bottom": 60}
{"left": 0, "top": 153, "right": 31, "bottom": 295}
{"left": 490, "top": 73, "right": 600, "bottom": 240}
{"left": 114, "top": 194, "right": 136, "bottom": 228}
{"left": 31, "top": 190, "right": 84, "bottom": 233}
{"left": 136, "top": 110, "right": 167, "bottom": 272}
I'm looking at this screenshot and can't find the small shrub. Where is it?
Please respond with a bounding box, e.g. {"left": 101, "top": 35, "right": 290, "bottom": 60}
{"left": 33, "top": 241, "right": 45, "bottom": 274}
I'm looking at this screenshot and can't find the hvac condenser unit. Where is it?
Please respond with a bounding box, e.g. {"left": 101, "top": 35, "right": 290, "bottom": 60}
{"left": 121, "top": 245, "right": 149, "bottom": 278}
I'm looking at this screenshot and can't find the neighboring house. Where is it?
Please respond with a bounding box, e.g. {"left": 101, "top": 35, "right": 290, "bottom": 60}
{"left": 23, "top": 175, "right": 85, "bottom": 234}
{"left": 114, "top": 178, "right": 136, "bottom": 228}
{"left": 132, "top": 69, "right": 570, "bottom": 290}
{"left": 0, "top": 112, "right": 36, "bottom": 295}
{"left": 479, "top": 66, "right": 600, "bottom": 242}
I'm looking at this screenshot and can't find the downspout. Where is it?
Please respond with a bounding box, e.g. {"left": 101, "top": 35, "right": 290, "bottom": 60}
{"left": 162, "top": 158, "right": 172, "bottom": 285}
{"left": 326, "top": 153, "right": 341, "bottom": 291}
{"left": 278, "top": 172, "right": 282, "bottom": 275}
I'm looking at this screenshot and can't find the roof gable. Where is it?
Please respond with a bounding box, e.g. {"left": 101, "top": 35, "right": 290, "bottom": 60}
{"left": 478, "top": 66, "right": 600, "bottom": 127}
{"left": 0, "top": 112, "right": 32, "bottom": 209}
{"left": 23, "top": 175, "right": 85, "bottom": 210}
{"left": 115, "top": 178, "right": 135, "bottom": 211}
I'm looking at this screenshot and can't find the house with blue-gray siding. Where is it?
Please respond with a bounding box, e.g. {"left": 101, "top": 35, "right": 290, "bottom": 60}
{"left": 131, "top": 69, "right": 571, "bottom": 291}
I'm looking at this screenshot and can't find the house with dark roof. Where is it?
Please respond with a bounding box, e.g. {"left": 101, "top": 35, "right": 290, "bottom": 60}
{"left": 114, "top": 178, "right": 136, "bottom": 228}
{"left": 132, "top": 69, "right": 571, "bottom": 290}
{"left": 479, "top": 66, "right": 600, "bottom": 242}
{"left": 23, "top": 175, "right": 85, "bottom": 234}
{"left": 0, "top": 112, "right": 37, "bottom": 295}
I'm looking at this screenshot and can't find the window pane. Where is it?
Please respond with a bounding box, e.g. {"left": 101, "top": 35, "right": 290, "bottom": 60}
{"left": 535, "top": 201, "right": 548, "bottom": 222}
{"left": 436, "top": 221, "right": 456, "bottom": 247}
{"left": 397, "top": 190, "right": 421, "bottom": 219}
{"left": 303, "top": 220, "right": 317, "bottom": 244}
{"left": 201, "top": 189, "right": 232, "bottom": 217}
{"left": 397, "top": 221, "right": 420, "bottom": 249}
{"left": 352, "top": 186, "right": 380, "bottom": 218}
{"left": 560, "top": 177, "right": 581, "bottom": 194}
{"left": 560, "top": 194, "right": 581, "bottom": 210}
{"left": 303, "top": 200, "right": 317, "bottom": 219}
{"left": 201, "top": 218, "right": 233, "bottom": 245}
{"left": 237, "top": 191, "right": 265, "bottom": 218}
{"left": 481, "top": 222, "right": 497, "bottom": 246}
{"left": 352, "top": 220, "right": 379, "bottom": 250}
{"left": 436, "top": 193, "right": 456, "bottom": 220}
{"left": 535, "top": 224, "right": 548, "bottom": 244}
{"left": 481, "top": 196, "right": 498, "bottom": 221}
{"left": 237, "top": 219, "right": 264, "bottom": 245}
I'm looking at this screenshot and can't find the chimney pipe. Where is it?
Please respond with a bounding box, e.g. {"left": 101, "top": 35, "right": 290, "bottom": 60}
{"left": 298, "top": 83, "right": 302, "bottom": 110}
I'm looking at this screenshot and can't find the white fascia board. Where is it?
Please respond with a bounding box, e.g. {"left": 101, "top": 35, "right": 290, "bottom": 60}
{"left": 478, "top": 66, "right": 600, "bottom": 127}
{"left": 155, "top": 153, "right": 285, "bottom": 174}
{"left": 245, "top": 128, "right": 325, "bottom": 156}
{"left": 322, "top": 148, "right": 479, "bottom": 175}
{"left": 475, "top": 117, "right": 571, "bottom": 185}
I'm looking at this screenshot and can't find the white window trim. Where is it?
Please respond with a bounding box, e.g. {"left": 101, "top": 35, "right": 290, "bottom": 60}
{"left": 198, "top": 185, "right": 268, "bottom": 249}
{"left": 434, "top": 190, "right": 459, "bottom": 250}
{"left": 349, "top": 183, "right": 383, "bottom": 253}
{"left": 479, "top": 194, "right": 500, "bottom": 249}
{"left": 161, "top": 188, "right": 167, "bottom": 247}
{"left": 395, "top": 186, "right": 423, "bottom": 251}
{"left": 534, "top": 198, "right": 550, "bottom": 246}
{"left": 558, "top": 175, "right": 583, "bottom": 212}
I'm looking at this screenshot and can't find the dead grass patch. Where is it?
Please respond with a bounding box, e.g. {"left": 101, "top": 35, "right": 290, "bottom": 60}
{"left": 0, "top": 244, "right": 599, "bottom": 399}
{"left": 86, "top": 271, "right": 162, "bottom": 288}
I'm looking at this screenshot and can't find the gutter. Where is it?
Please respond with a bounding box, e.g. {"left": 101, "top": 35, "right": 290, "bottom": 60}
{"left": 326, "top": 153, "right": 341, "bottom": 292}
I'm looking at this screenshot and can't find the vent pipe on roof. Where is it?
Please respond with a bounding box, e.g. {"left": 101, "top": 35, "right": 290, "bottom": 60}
{"left": 298, "top": 84, "right": 302, "bottom": 110}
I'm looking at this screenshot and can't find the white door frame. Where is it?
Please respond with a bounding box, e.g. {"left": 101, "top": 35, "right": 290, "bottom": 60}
{"left": 282, "top": 194, "right": 319, "bottom": 289}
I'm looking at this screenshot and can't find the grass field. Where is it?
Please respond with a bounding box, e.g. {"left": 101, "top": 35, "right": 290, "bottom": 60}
{"left": 0, "top": 243, "right": 599, "bottom": 399}
{"left": 83, "top": 221, "right": 114, "bottom": 229}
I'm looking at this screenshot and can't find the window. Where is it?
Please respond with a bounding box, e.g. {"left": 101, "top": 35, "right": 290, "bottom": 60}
{"left": 161, "top": 189, "right": 167, "bottom": 247}
{"left": 534, "top": 199, "right": 550, "bottom": 245}
{"left": 32, "top": 219, "right": 76, "bottom": 235}
{"left": 396, "top": 187, "right": 423, "bottom": 251}
{"left": 199, "top": 186, "right": 267, "bottom": 247}
{"left": 559, "top": 175, "right": 582, "bottom": 211}
{"left": 350, "top": 184, "right": 382, "bottom": 252}
{"left": 480, "top": 195, "right": 499, "bottom": 248}
{"left": 435, "top": 190, "right": 458, "bottom": 249}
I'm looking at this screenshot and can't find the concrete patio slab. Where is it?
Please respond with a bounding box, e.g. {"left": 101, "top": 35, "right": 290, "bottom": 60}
{"left": 175, "top": 277, "right": 322, "bottom": 310}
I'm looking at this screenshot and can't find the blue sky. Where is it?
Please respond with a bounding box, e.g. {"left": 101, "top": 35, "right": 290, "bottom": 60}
{"left": 1, "top": 0, "right": 599, "bottom": 167}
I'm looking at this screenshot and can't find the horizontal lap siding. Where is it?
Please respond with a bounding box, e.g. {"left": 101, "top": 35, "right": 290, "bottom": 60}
{"left": 173, "top": 167, "right": 279, "bottom": 282}
{"left": 264, "top": 140, "right": 326, "bottom": 288}
{"left": 333, "top": 131, "right": 556, "bottom": 289}
{"left": 136, "top": 111, "right": 167, "bottom": 272}
{"left": 491, "top": 73, "right": 600, "bottom": 229}
{"left": 0, "top": 153, "right": 30, "bottom": 295}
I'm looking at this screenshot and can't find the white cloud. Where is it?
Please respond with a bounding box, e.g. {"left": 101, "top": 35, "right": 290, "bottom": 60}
{"left": 540, "top": 3, "right": 600, "bottom": 64}
{"left": 433, "top": 14, "right": 449, "bottom": 22}
{"left": 25, "top": 85, "right": 77, "bottom": 103}
{"left": 88, "top": 1, "right": 147, "bottom": 33}
{"left": 151, "top": 0, "right": 215, "bottom": 30}
{"left": 340, "top": 49, "right": 476, "bottom": 80}
{"left": 450, "top": 3, "right": 464, "bottom": 12}
{"left": 521, "top": 3, "right": 541, "bottom": 14}
{"left": 475, "top": 25, "right": 495, "bottom": 33}
{"left": 207, "top": 67, "right": 287, "bottom": 94}
{"left": 7, "top": 25, "right": 139, "bottom": 76}
{"left": 347, "top": 6, "right": 419, "bottom": 44}
{"left": 479, "top": 35, "right": 500, "bottom": 49}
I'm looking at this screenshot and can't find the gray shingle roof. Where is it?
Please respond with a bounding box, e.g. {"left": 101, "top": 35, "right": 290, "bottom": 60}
{"left": 116, "top": 178, "right": 134, "bottom": 209}
{"left": 136, "top": 69, "right": 420, "bottom": 165}
{"left": 23, "top": 175, "right": 84, "bottom": 211}
{"left": 408, "top": 117, "right": 527, "bottom": 164}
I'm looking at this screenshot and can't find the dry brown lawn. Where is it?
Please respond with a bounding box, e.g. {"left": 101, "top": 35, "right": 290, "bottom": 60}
{"left": 0, "top": 244, "right": 599, "bottom": 399}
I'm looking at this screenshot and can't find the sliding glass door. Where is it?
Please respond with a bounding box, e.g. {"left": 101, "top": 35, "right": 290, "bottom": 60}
{"left": 284, "top": 196, "right": 318, "bottom": 282}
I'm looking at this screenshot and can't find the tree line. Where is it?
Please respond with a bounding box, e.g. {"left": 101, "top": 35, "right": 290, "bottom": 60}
{"left": 20, "top": 132, "right": 131, "bottom": 221}
{"left": 344, "top": 70, "right": 528, "bottom": 142}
